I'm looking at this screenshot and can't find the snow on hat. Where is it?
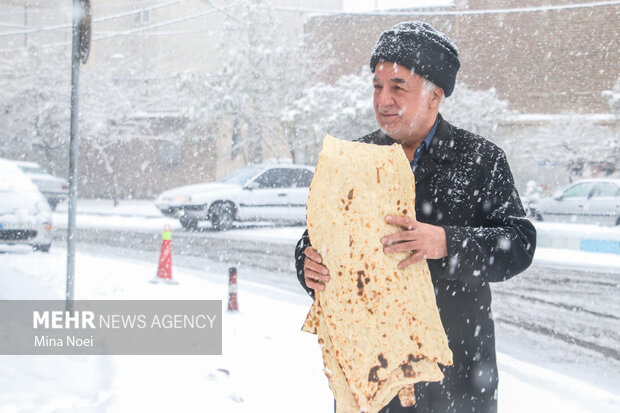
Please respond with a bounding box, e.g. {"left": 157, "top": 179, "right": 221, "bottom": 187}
{"left": 370, "top": 21, "right": 460, "bottom": 97}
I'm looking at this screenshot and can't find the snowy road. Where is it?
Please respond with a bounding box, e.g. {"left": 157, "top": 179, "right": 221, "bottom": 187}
{"left": 52, "top": 225, "right": 620, "bottom": 394}
{"left": 491, "top": 267, "right": 620, "bottom": 393}
{"left": 53, "top": 225, "right": 298, "bottom": 274}
{"left": 493, "top": 268, "right": 619, "bottom": 359}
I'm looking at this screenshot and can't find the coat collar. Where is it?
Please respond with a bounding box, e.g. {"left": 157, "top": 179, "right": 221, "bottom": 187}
{"left": 375, "top": 113, "right": 457, "bottom": 164}
{"left": 410, "top": 114, "right": 457, "bottom": 186}
{"left": 426, "top": 113, "right": 457, "bottom": 163}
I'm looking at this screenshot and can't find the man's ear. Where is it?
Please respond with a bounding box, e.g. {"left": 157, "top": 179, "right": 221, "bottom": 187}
{"left": 429, "top": 87, "right": 444, "bottom": 109}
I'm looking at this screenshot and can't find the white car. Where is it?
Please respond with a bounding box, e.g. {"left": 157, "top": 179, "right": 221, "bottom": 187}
{"left": 8, "top": 160, "right": 69, "bottom": 210}
{"left": 155, "top": 164, "right": 315, "bottom": 230}
{"left": 528, "top": 179, "right": 620, "bottom": 226}
{"left": 0, "top": 160, "right": 53, "bottom": 252}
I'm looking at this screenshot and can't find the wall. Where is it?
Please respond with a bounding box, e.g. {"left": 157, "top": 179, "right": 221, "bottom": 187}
{"left": 303, "top": 1, "right": 619, "bottom": 113}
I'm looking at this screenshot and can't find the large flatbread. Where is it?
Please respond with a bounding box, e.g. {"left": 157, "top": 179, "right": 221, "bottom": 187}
{"left": 302, "top": 135, "right": 452, "bottom": 413}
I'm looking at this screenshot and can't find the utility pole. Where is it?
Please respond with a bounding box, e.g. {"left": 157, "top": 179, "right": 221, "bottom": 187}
{"left": 455, "top": 0, "right": 460, "bottom": 39}
{"left": 66, "top": 0, "right": 91, "bottom": 311}
{"left": 23, "top": 3, "right": 27, "bottom": 47}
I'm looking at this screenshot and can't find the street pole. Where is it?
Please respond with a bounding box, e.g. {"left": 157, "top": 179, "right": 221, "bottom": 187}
{"left": 23, "top": 4, "right": 28, "bottom": 47}
{"left": 67, "top": 0, "right": 91, "bottom": 311}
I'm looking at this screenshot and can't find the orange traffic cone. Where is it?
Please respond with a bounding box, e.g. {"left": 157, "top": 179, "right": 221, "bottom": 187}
{"left": 151, "top": 225, "right": 178, "bottom": 284}
{"left": 228, "top": 267, "right": 239, "bottom": 312}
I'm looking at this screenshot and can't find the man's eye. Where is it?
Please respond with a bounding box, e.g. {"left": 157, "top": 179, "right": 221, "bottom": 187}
{"left": 394, "top": 86, "right": 405, "bottom": 91}
{"left": 373, "top": 84, "right": 382, "bottom": 90}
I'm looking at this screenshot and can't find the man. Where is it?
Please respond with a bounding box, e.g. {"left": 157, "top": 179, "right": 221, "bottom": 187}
{"left": 295, "top": 22, "right": 536, "bottom": 413}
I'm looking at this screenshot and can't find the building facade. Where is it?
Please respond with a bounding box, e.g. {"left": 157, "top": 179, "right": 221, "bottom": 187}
{"left": 302, "top": 0, "right": 619, "bottom": 189}
{"left": 0, "top": 0, "right": 342, "bottom": 198}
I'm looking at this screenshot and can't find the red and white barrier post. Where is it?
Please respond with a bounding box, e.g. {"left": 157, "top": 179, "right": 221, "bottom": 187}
{"left": 228, "top": 267, "right": 238, "bottom": 312}
{"left": 151, "top": 224, "right": 178, "bottom": 284}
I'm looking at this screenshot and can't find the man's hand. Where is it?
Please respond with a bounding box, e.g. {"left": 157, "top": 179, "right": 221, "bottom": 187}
{"left": 381, "top": 215, "right": 448, "bottom": 269}
{"left": 303, "top": 247, "right": 330, "bottom": 291}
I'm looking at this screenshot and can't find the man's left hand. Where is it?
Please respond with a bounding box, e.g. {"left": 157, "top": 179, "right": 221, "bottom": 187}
{"left": 381, "top": 215, "right": 448, "bottom": 269}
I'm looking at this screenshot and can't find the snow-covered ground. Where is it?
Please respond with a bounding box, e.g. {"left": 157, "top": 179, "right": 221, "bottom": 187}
{"left": 1, "top": 199, "right": 618, "bottom": 412}
{"left": 0, "top": 246, "right": 618, "bottom": 412}
{"left": 0, "top": 245, "right": 328, "bottom": 412}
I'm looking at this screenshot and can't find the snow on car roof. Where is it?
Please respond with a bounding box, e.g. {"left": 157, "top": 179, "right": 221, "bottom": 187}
{"left": 0, "top": 159, "right": 41, "bottom": 192}
{"left": 570, "top": 178, "right": 620, "bottom": 185}
{"left": 0, "top": 157, "right": 39, "bottom": 168}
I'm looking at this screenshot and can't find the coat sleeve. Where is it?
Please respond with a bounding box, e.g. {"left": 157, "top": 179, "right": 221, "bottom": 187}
{"left": 295, "top": 229, "right": 315, "bottom": 298}
{"left": 430, "top": 151, "right": 536, "bottom": 285}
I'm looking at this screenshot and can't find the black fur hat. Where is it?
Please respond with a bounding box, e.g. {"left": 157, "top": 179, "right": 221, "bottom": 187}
{"left": 370, "top": 21, "right": 460, "bottom": 97}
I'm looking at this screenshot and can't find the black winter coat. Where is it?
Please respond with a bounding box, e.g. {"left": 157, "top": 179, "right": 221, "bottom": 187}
{"left": 295, "top": 115, "right": 536, "bottom": 413}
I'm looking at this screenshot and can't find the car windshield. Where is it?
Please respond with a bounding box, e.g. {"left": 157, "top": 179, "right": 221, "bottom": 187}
{"left": 18, "top": 165, "right": 45, "bottom": 175}
{"left": 562, "top": 182, "right": 595, "bottom": 198}
{"left": 219, "top": 166, "right": 262, "bottom": 185}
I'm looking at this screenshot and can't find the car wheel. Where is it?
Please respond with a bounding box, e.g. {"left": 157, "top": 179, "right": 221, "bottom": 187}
{"left": 33, "top": 244, "right": 51, "bottom": 253}
{"left": 179, "top": 217, "right": 199, "bottom": 231}
{"left": 211, "top": 202, "right": 234, "bottom": 231}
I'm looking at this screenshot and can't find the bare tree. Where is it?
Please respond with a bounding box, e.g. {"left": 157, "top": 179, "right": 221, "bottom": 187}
{"left": 602, "top": 78, "right": 620, "bottom": 117}
{"left": 207, "top": 0, "right": 306, "bottom": 164}
{"left": 282, "top": 70, "right": 516, "bottom": 165}
{"left": 0, "top": 47, "right": 70, "bottom": 174}
{"left": 282, "top": 67, "right": 375, "bottom": 164}
{"left": 440, "top": 84, "right": 514, "bottom": 138}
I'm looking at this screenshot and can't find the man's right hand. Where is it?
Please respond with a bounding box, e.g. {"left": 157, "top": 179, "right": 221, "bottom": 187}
{"left": 303, "top": 247, "right": 330, "bottom": 291}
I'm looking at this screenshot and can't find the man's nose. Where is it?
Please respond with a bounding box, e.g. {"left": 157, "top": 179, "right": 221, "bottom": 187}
{"left": 375, "top": 88, "right": 395, "bottom": 106}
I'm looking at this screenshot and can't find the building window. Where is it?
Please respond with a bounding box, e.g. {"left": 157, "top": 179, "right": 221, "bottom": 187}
{"left": 134, "top": 10, "right": 150, "bottom": 25}
{"left": 159, "top": 140, "right": 181, "bottom": 169}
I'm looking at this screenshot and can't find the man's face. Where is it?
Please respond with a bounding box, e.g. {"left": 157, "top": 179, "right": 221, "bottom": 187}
{"left": 373, "top": 62, "right": 436, "bottom": 145}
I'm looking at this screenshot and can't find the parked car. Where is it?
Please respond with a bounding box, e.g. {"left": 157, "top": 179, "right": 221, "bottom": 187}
{"left": 527, "top": 179, "right": 620, "bottom": 226}
{"left": 155, "top": 164, "right": 315, "bottom": 230}
{"left": 7, "top": 159, "right": 68, "bottom": 210}
{"left": 0, "top": 159, "right": 53, "bottom": 252}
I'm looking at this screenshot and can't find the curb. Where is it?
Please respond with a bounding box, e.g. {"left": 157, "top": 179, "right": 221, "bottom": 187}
{"left": 535, "top": 223, "right": 620, "bottom": 255}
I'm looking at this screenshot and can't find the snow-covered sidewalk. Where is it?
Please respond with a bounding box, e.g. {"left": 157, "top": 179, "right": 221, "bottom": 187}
{"left": 52, "top": 199, "right": 620, "bottom": 272}
{"left": 0, "top": 246, "right": 618, "bottom": 412}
